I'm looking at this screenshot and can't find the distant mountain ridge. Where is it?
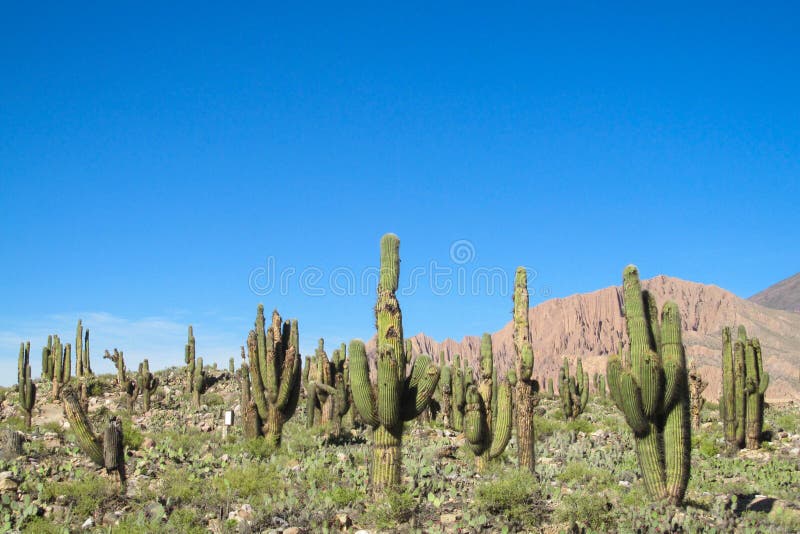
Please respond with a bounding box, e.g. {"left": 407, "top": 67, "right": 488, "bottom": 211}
{"left": 367, "top": 275, "right": 800, "bottom": 402}
{"left": 749, "top": 272, "right": 800, "bottom": 313}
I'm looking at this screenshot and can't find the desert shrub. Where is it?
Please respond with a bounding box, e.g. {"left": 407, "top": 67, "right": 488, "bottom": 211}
{"left": 212, "top": 461, "right": 284, "bottom": 504}
{"left": 329, "top": 485, "right": 366, "bottom": 507}
{"left": 20, "top": 516, "right": 65, "bottom": 533}
{"left": 475, "top": 471, "right": 545, "bottom": 528}
{"left": 203, "top": 392, "right": 224, "bottom": 407}
{"left": 557, "top": 461, "right": 614, "bottom": 491}
{"left": 165, "top": 508, "right": 206, "bottom": 534}
{"left": 366, "top": 489, "right": 415, "bottom": 529}
{"left": 774, "top": 411, "right": 800, "bottom": 434}
{"left": 555, "top": 491, "right": 612, "bottom": 531}
{"left": 566, "top": 418, "right": 597, "bottom": 434}
{"left": 692, "top": 433, "right": 720, "bottom": 458}
{"left": 121, "top": 417, "right": 144, "bottom": 450}
{"left": 534, "top": 415, "right": 565, "bottom": 438}
{"left": 41, "top": 471, "right": 117, "bottom": 518}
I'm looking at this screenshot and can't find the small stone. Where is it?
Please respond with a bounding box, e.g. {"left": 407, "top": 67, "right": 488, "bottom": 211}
{"left": 335, "top": 512, "right": 352, "bottom": 528}
{"left": 102, "top": 511, "right": 118, "bottom": 526}
{"left": 283, "top": 528, "right": 302, "bottom": 534}
{"left": 0, "top": 472, "right": 18, "bottom": 492}
{"left": 618, "top": 480, "right": 631, "bottom": 488}
{"left": 237, "top": 504, "right": 254, "bottom": 521}
{"left": 81, "top": 517, "right": 94, "bottom": 530}
{"left": 440, "top": 513, "right": 460, "bottom": 524}
{"left": 142, "top": 438, "right": 156, "bottom": 449}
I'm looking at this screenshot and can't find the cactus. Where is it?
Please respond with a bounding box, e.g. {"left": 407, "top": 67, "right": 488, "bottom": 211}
{"left": 464, "top": 334, "right": 513, "bottom": 471}
{"left": 192, "top": 357, "right": 207, "bottom": 408}
{"left": 124, "top": 371, "right": 141, "bottom": 412}
{"left": 41, "top": 335, "right": 53, "bottom": 380}
{"left": 17, "top": 342, "right": 36, "bottom": 429}
{"left": 185, "top": 326, "right": 196, "bottom": 395}
{"left": 513, "top": 267, "right": 539, "bottom": 472}
{"left": 62, "top": 387, "right": 126, "bottom": 487}
{"left": 245, "top": 305, "right": 302, "bottom": 446}
{"left": 103, "top": 348, "right": 126, "bottom": 388}
{"left": 598, "top": 374, "right": 606, "bottom": 399}
{"left": 547, "top": 377, "right": 555, "bottom": 399}
{"left": 349, "top": 234, "right": 440, "bottom": 494}
{"left": 75, "top": 319, "right": 92, "bottom": 377}
{"left": 451, "top": 354, "right": 466, "bottom": 431}
{"left": 439, "top": 352, "right": 452, "bottom": 428}
{"left": 306, "top": 338, "right": 336, "bottom": 427}
{"left": 606, "top": 265, "right": 691, "bottom": 505}
{"left": 720, "top": 326, "right": 770, "bottom": 450}
{"left": 687, "top": 360, "right": 708, "bottom": 430}
{"left": 138, "top": 359, "right": 159, "bottom": 412}
{"left": 51, "top": 337, "right": 71, "bottom": 400}
{"left": 745, "top": 337, "right": 769, "bottom": 449}
{"left": 559, "top": 357, "right": 589, "bottom": 420}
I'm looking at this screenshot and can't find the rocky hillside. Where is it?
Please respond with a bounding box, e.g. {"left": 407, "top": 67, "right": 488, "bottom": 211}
{"left": 750, "top": 272, "right": 800, "bottom": 313}
{"left": 369, "top": 275, "right": 800, "bottom": 402}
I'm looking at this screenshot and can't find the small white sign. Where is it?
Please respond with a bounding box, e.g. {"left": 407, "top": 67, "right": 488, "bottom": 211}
{"left": 224, "top": 410, "right": 234, "bottom": 426}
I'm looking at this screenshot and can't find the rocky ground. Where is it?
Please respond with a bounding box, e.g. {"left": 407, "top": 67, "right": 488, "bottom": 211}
{"left": 0, "top": 368, "right": 799, "bottom": 533}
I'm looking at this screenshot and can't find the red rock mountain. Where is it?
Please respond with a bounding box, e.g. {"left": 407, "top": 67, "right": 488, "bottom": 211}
{"left": 368, "top": 275, "right": 800, "bottom": 402}
{"left": 749, "top": 272, "right": 800, "bottom": 313}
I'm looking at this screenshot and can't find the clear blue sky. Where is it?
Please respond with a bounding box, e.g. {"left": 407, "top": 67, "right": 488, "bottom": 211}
{"left": 1, "top": 3, "right": 798, "bottom": 383}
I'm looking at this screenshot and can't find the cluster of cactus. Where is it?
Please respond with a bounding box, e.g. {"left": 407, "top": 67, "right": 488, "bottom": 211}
{"left": 593, "top": 372, "right": 607, "bottom": 399}
{"left": 606, "top": 265, "right": 691, "bottom": 505}
{"left": 558, "top": 357, "right": 589, "bottom": 420}
{"left": 61, "top": 386, "right": 126, "bottom": 487}
{"left": 720, "top": 326, "right": 769, "bottom": 449}
{"left": 74, "top": 319, "right": 92, "bottom": 378}
{"left": 512, "top": 267, "right": 539, "bottom": 472}
{"left": 244, "top": 305, "right": 302, "bottom": 446}
{"left": 43, "top": 335, "right": 72, "bottom": 400}
{"left": 464, "top": 334, "right": 512, "bottom": 470}
{"left": 349, "top": 234, "right": 440, "bottom": 494}
{"left": 687, "top": 360, "right": 708, "bottom": 430}
{"left": 304, "top": 339, "right": 336, "bottom": 427}
{"left": 17, "top": 342, "right": 36, "bottom": 429}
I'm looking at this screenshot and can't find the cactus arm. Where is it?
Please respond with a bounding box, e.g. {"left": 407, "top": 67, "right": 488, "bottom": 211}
{"left": 275, "top": 320, "right": 299, "bottom": 410}
{"left": 377, "top": 346, "right": 401, "bottom": 428}
{"left": 62, "top": 388, "right": 104, "bottom": 466}
{"left": 488, "top": 379, "right": 513, "bottom": 459}
{"left": 348, "top": 340, "right": 379, "bottom": 427}
{"left": 464, "top": 385, "right": 486, "bottom": 455}
{"left": 401, "top": 356, "right": 440, "bottom": 421}
{"left": 618, "top": 372, "right": 649, "bottom": 436}
{"left": 246, "top": 330, "right": 270, "bottom": 421}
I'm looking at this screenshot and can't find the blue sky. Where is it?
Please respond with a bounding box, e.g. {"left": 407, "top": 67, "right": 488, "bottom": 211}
{"left": 1, "top": 3, "right": 798, "bottom": 384}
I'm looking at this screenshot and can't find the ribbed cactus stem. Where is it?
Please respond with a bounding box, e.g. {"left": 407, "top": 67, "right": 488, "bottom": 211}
{"left": 688, "top": 360, "right": 708, "bottom": 430}
{"left": 62, "top": 388, "right": 104, "bottom": 465}
{"left": 607, "top": 266, "right": 691, "bottom": 505}
{"left": 185, "top": 326, "right": 196, "bottom": 394}
{"left": 18, "top": 342, "right": 35, "bottom": 429}
{"left": 139, "top": 359, "right": 159, "bottom": 412}
{"left": 192, "top": 357, "right": 206, "bottom": 407}
{"left": 720, "top": 327, "right": 737, "bottom": 445}
{"left": 75, "top": 320, "right": 83, "bottom": 378}
{"left": 513, "top": 267, "right": 537, "bottom": 472}
{"left": 349, "top": 234, "right": 439, "bottom": 495}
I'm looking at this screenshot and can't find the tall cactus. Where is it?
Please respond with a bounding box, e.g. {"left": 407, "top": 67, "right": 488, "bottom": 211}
{"left": 18, "top": 342, "right": 36, "bottom": 429}
{"left": 606, "top": 265, "right": 691, "bottom": 505}
{"left": 51, "top": 337, "right": 71, "bottom": 400}
{"left": 192, "top": 357, "right": 207, "bottom": 408}
{"left": 687, "top": 360, "right": 708, "bottom": 430}
{"left": 720, "top": 327, "right": 737, "bottom": 445}
{"left": 464, "top": 334, "right": 512, "bottom": 470}
{"left": 349, "top": 234, "right": 440, "bottom": 494}
{"left": 734, "top": 327, "right": 747, "bottom": 447}
{"left": 306, "top": 339, "right": 335, "bottom": 427}
{"left": 245, "top": 305, "right": 302, "bottom": 446}
{"left": 513, "top": 267, "right": 539, "bottom": 472}
{"left": 103, "top": 349, "right": 126, "bottom": 388}
{"left": 42, "top": 336, "right": 53, "bottom": 380}
{"left": 451, "top": 354, "right": 466, "bottom": 431}
{"left": 139, "top": 359, "right": 159, "bottom": 412}
{"left": 745, "top": 337, "right": 769, "bottom": 449}
{"left": 439, "top": 352, "right": 452, "bottom": 428}
{"left": 185, "top": 326, "right": 196, "bottom": 395}
{"left": 559, "top": 357, "right": 589, "bottom": 420}
{"left": 74, "top": 319, "right": 92, "bottom": 377}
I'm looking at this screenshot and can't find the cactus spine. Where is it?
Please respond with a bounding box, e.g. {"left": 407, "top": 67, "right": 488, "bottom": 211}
{"left": 18, "top": 342, "right": 35, "bottom": 429}
{"left": 464, "top": 334, "right": 512, "bottom": 471}
{"left": 513, "top": 267, "right": 539, "bottom": 472}
{"left": 606, "top": 265, "right": 691, "bottom": 505}
{"left": 349, "top": 234, "right": 440, "bottom": 494}
{"left": 559, "top": 357, "right": 589, "bottom": 420}
{"left": 245, "top": 306, "right": 302, "bottom": 446}
{"left": 687, "top": 360, "right": 707, "bottom": 430}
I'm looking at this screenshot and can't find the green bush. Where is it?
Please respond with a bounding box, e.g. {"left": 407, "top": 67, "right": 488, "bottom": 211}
{"left": 475, "top": 471, "right": 544, "bottom": 528}
{"left": 366, "top": 490, "right": 415, "bottom": 529}
{"left": 41, "top": 471, "right": 117, "bottom": 519}
{"left": 555, "top": 491, "right": 612, "bottom": 531}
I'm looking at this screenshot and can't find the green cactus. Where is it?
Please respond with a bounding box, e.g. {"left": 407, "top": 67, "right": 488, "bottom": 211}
{"left": 598, "top": 374, "right": 606, "bottom": 399}
{"left": 451, "top": 354, "right": 466, "bottom": 431}
{"left": 41, "top": 335, "right": 53, "bottom": 380}
{"left": 349, "top": 233, "right": 440, "bottom": 494}
{"left": 559, "top": 357, "right": 589, "bottom": 420}
{"left": 103, "top": 348, "right": 127, "bottom": 389}
{"left": 606, "top": 265, "right": 691, "bottom": 505}
{"left": 513, "top": 267, "right": 539, "bottom": 472}
{"left": 18, "top": 342, "right": 36, "bottom": 429}
{"left": 74, "top": 319, "right": 92, "bottom": 378}
{"left": 687, "top": 360, "right": 707, "bottom": 430}
{"left": 464, "top": 334, "right": 512, "bottom": 471}
{"left": 745, "top": 337, "right": 769, "bottom": 449}
{"left": 547, "top": 377, "right": 555, "bottom": 399}
{"left": 185, "top": 326, "right": 196, "bottom": 395}
{"left": 139, "top": 359, "right": 159, "bottom": 412}
{"left": 229, "top": 357, "right": 235, "bottom": 375}
{"left": 721, "top": 326, "right": 769, "bottom": 450}
{"left": 192, "top": 357, "right": 207, "bottom": 408}
{"left": 51, "top": 337, "right": 71, "bottom": 400}
{"left": 245, "top": 306, "right": 302, "bottom": 446}
{"left": 439, "top": 352, "right": 452, "bottom": 428}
